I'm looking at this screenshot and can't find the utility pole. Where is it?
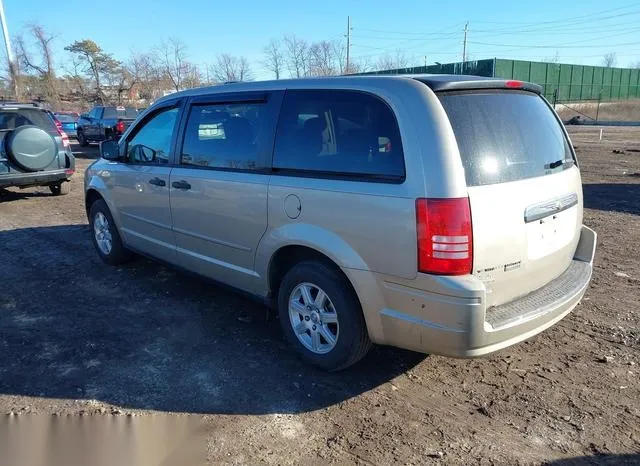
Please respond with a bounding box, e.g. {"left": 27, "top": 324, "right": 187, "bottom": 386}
{"left": 346, "top": 16, "right": 351, "bottom": 74}
{"left": 0, "top": 0, "right": 18, "bottom": 98}
{"left": 462, "top": 21, "right": 468, "bottom": 67}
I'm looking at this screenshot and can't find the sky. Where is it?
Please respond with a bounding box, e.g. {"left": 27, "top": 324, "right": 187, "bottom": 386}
{"left": 2, "top": 0, "right": 640, "bottom": 80}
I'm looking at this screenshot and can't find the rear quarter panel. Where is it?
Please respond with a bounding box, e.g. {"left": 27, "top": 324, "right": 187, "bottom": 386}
{"left": 254, "top": 78, "right": 470, "bottom": 294}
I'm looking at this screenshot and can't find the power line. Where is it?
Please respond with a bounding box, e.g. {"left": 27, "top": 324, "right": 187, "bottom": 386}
{"left": 469, "top": 39, "right": 640, "bottom": 49}
{"left": 472, "top": 2, "right": 640, "bottom": 27}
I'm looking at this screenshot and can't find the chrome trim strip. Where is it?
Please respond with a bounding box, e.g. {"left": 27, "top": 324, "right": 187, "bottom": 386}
{"left": 524, "top": 193, "right": 578, "bottom": 223}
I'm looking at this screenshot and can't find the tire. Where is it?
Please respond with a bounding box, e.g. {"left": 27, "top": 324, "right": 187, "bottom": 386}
{"left": 49, "top": 182, "right": 71, "bottom": 196}
{"left": 77, "top": 129, "right": 89, "bottom": 147}
{"left": 88, "top": 199, "right": 132, "bottom": 266}
{"left": 6, "top": 125, "right": 57, "bottom": 171}
{"left": 278, "top": 261, "right": 371, "bottom": 371}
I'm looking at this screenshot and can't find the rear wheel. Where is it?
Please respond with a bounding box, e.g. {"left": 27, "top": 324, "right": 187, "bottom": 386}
{"left": 77, "top": 129, "right": 89, "bottom": 147}
{"left": 49, "top": 182, "right": 71, "bottom": 196}
{"left": 278, "top": 261, "right": 371, "bottom": 371}
{"left": 89, "top": 199, "right": 132, "bottom": 265}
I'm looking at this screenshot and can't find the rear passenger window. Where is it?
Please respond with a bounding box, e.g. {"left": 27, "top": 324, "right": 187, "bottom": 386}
{"left": 181, "top": 103, "right": 265, "bottom": 170}
{"left": 273, "top": 90, "right": 405, "bottom": 180}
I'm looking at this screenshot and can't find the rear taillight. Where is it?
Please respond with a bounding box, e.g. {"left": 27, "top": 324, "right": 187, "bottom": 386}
{"left": 56, "top": 127, "right": 70, "bottom": 148}
{"left": 54, "top": 118, "right": 62, "bottom": 130}
{"left": 115, "top": 120, "right": 125, "bottom": 134}
{"left": 416, "top": 198, "right": 473, "bottom": 275}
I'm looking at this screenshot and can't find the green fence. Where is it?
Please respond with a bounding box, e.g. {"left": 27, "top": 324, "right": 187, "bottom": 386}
{"left": 493, "top": 59, "right": 640, "bottom": 102}
{"left": 359, "top": 58, "right": 640, "bottom": 103}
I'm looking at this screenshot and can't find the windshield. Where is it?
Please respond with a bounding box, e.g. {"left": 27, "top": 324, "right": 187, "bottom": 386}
{"left": 102, "top": 107, "right": 139, "bottom": 119}
{"left": 0, "top": 108, "right": 57, "bottom": 132}
{"left": 439, "top": 91, "right": 574, "bottom": 187}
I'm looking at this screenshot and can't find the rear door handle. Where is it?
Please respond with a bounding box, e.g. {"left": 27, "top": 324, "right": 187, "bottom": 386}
{"left": 172, "top": 180, "right": 191, "bottom": 190}
{"left": 148, "top": 177, "right": 166, "bottom": 187}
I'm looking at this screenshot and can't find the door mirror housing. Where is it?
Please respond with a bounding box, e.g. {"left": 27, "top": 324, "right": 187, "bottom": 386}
{"left": 100, "top": 140, "right": 120, "bottom": 161}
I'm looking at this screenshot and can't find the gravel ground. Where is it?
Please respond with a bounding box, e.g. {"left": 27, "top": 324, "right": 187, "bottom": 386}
{"left": 0, "top": 130, "right": 639, "bottom": 465}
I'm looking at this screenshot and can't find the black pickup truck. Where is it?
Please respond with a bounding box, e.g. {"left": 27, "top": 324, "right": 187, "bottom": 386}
{"left": 76, "top": 106, "right": 139, "bottom": 146}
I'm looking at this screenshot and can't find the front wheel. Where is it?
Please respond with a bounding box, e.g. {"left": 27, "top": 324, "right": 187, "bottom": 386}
{"left": 77, "top": 129, "right": 89, "bottom": 147}
{"left": 89, "top": 199, "right": 132, "bottom": 265}
{"left": 278, "top": 261, "right": 371, "bottom": 371}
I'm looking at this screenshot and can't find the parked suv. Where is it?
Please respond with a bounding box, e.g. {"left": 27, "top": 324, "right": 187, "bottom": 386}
{"left": 84, "top": 76, "right": 596, "bottom": 370}
{"left": 0, "top": 103, "right": 75, "bottom": 195}
{"left": 76, "top": 106, "right": 139, "bottom": 146}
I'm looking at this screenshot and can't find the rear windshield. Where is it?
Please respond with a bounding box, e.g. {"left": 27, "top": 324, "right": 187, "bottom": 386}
{"left": 56, "top": 114, "right": 76, "bottom": 123}
{"left": 102, "top": 107, "right": 139, "bottom": 119}
{"left": 0, "top": 108, "right": 56, "bottom": 132}
{"left": 438, "top": 91, "right": 574, "bottom": 187}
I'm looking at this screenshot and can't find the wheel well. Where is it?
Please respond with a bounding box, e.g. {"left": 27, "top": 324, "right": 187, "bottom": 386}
{"left": 268, "top": 245, "right": 353, "bottom": 301}
{"left": 85, "top": 189, "right": 103, "bottom": 217}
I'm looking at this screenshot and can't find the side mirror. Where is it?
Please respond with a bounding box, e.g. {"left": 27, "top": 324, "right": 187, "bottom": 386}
{"left": 100, "top": 140, "right": 120, "bottom": 161}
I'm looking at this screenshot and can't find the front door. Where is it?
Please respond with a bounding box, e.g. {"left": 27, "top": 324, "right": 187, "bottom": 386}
{"left": 109, "top": 103, "right": 182, "bottom": 262}
{"left": 169, "top": 92, "right": 281, "bottom": 294}
{"left": 84, "top": 107, "right": 101, "bottom": 139}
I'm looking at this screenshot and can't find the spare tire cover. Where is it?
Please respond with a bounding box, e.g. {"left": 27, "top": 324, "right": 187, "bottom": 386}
{"left": 6, "top": 125, "right": 58, "bottom": 172}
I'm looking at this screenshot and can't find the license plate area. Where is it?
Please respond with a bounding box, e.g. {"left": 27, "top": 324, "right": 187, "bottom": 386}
{"left": 526, "top": 209, "right": 576, "bottom": 260}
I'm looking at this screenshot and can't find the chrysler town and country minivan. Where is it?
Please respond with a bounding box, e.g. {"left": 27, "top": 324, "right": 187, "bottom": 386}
{"left": 84, "top": 75, "right": 597, "bottom": 371}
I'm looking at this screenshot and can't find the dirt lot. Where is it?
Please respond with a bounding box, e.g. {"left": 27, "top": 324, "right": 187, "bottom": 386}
{"left": 556, "top": 100, "right": 640, "bottom": 123}
{"left": 1, "top": 131, "right": 639, "bottom": 465}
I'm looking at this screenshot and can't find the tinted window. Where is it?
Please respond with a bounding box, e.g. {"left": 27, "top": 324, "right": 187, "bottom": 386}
{"left": 126, "top": 108, "right": 178, "bottom": 164}
{"left": 0, "top": 109, "right": 56, "bottom": 132}
{"left": 439, "top": 91, "right": 574, "bottom": 187}
{"left": 89, "top": 108, "right": 101, "bottom": 119}
{"left": 273, "top": 90, "right": 405, "bottom": 179}
{"left": 181, "top": 102, "right": 265, "bottom": 170}
{"left": 103, "top": 107, "right": 139, "bottom": 119}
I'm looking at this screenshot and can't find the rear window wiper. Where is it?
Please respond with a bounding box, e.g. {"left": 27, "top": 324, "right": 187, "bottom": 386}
{"left": 546, "top": 159, "right": 574, "bottom": 169}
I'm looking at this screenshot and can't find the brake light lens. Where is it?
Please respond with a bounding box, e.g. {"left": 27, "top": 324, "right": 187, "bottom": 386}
{"left": 54, "top": 118, "right": 62, "bottom": 130}
{"left": 56, "top": 126, "right": 70, "bottom": 148}
{"left": 115, "top": 120, "right": 125, "bottom": 133}
{"left": 505, "top": 80, "right": 523, "bottom": 89}
{"left": 416, "top": 198, "right": 473, "bottom": 275}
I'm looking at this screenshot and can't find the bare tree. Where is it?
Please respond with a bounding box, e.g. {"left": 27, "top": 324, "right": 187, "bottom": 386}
{"left": 544, "top": 50, "right": 560, "bottom": 64}
{"left": 127, "top": 52, "right": 161, "bottom": 101}
{"left": 283, "top": 35, "right": 309, "bottom": 78}
{"left": 308, "top": 40, "right": 339, "bottom": 76}
{"left": 1, "top": 38, "right": 23, "bottom": 99}
{"left": 602, "top": 52, "right": 617, "bottom": 68}
{"left": 375, "top": 49, "right": 410, "bottom": 71}
{"left": 210, "top": 54, "right": 252, "bottom": 82}
{"left": 157, "top": 38, "right": 191, "bottom": 91}
{"left": 263, "top": 39, "right": 284, "bottom": 79}
{"left": 15, "top": 24, "right": 59, "bottom": 104}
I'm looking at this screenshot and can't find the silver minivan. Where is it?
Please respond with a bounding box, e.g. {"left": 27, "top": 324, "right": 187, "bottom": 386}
{"left": 85, "top": 75, "right": 596, "bottom": 370}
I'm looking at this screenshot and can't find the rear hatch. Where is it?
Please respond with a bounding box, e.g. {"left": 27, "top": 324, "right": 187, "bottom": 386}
{"left": 0, "top": 107, "right": 65, "bottom": 172}
{"left": 438, "top": 88, "right": 582, "bottom": 307}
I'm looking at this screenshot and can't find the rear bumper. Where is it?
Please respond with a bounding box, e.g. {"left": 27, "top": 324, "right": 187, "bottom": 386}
{"left": 348, "top": 225, "right": 597, "bottom": 357}
{"left": 0, "top": 169, "right": 73, "bottom": 188}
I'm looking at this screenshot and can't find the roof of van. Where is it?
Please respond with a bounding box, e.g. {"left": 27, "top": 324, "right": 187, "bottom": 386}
{"left": 156, "top": 74, "right": 542, "bottom": 104}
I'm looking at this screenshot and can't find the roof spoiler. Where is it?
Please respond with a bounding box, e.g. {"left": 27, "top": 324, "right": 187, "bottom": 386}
{"left": 415, "top": 78, "right": 542, "bottom": 94}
